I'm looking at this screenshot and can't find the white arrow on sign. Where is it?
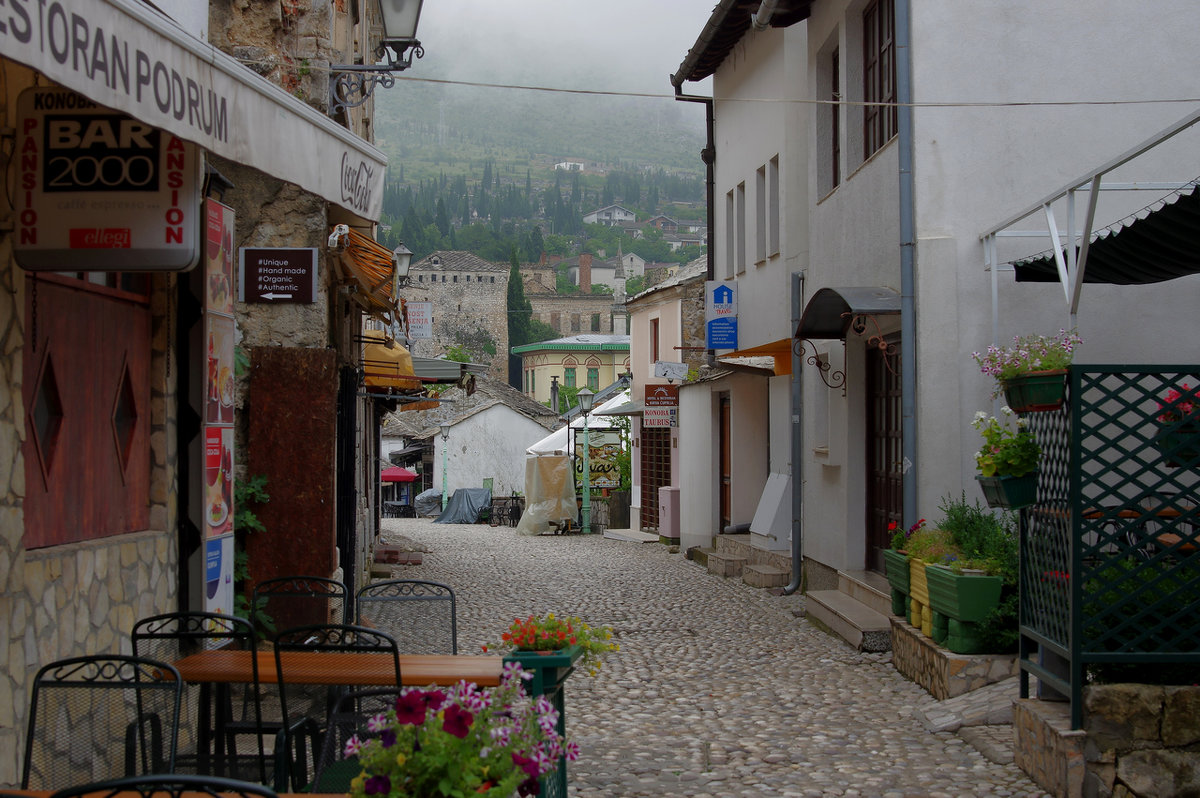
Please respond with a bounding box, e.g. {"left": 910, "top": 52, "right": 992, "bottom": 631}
{"left": 261, "top": 292, "right": 293, "bottom": 300}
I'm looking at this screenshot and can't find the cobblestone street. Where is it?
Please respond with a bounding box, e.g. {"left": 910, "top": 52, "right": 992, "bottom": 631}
{"left": 380, "top": 519, "right": 1050, "bottom": 797}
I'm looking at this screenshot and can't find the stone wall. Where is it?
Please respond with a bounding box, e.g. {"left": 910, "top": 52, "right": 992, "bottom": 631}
{"left": 889, "top": 617, "right": 1018, "bottom": 700}
{"left": 0, "top": 256, "right": 178, "bottom": 787}
{"left": 530, "top": 294, "right": 618, "bottom": 336}
{"left": 1015, "top": 686, "right": 1200, "bottom": 797}
{"left": 407, "top": 259, "right": 510, "bottom": 381}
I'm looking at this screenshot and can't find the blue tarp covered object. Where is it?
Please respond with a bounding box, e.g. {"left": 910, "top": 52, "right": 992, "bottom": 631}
{"left": 434, "top": 487, "right": 493, "bottom": 524}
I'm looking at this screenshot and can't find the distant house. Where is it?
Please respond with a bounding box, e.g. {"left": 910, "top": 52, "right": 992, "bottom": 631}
{"left": 646, "top": 215, "right": 679, "bottom": 233}
{"left": 663, "top": 232, "right": 706, "bottom": 252}
{"left": 382, "top": 376, "right": 560, "bottom": 498}
{"left": 583, "top": 205, "right": 637, "bottom": 226}
{"left": 511, "top": 334, "right": 631, "bottom": 405}
{"left": 554, "top": 161, "right": 584, "bottom": 171}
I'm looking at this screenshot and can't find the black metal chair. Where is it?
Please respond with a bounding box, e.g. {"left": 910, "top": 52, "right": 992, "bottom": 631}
{"left": 251, "top": 575, "right": 350, "bottom": 634}
{"left": 271, "top": 623, "right": 401, "bottom": 791}
{"left": 130, "top": 612, "right": 269, "bottom": 784}
{"left": 309, "top": 688, "right": 402, "bottom": 793}
{"left": 356, "top": 578, "right": 458, "bottom": 654}
{"left": 48, "top": 773, "right": 278, "bottom": 798}
{"left": 22, "top": 654, "right": 183, "bottom": 790}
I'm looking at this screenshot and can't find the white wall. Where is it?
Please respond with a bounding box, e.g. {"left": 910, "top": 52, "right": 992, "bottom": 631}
{"left": 441, "top": 406, "right": 553, "bottom": 497}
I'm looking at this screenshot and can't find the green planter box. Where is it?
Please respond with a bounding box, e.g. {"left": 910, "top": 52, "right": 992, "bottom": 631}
{"left": 882, "top": 548, "right": 910, "bottom": 617}
{"left": 504, "top": 645, "right": 582, "bottom": 797}
{"left": 1153, "top": 422, "right": 1200, "bottom": 467}
{"left": 925, "top": 565, "right": 1004, "bottom": 654}
{"left": 1002, "top": 369, "right": 1066, "bottom": 413}
{"left": 976, "top": 472, "right": 1038, "bottom": 509}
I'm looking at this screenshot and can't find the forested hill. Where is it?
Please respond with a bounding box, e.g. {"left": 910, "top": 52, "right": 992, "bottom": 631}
{"left": 370, "top": 77, "right": 709, "bottom": 264}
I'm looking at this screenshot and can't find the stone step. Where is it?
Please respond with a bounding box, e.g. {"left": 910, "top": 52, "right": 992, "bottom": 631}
{"left": 707, "top": 551, "right": 746, "bottom": 579}
{"left": 743, "top": 564, "right": 789, "bottom": 588}
{"left": 806, "top": 589, "right": 892, "bottom": 652}
{"left": 838, "top": 569, "right": 893, "bottom": 616}
{"left": 687, "top": 547, "right": 714, "bottom": 567}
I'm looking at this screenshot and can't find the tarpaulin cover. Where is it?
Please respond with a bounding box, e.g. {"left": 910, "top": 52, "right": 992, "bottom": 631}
{"left": 516, "top": 455, "right": 579, "bottom": 536}
{"left": 434, "top": 488, "right": 493, "bottom": 524}
{"left": 413, "top": 488, "right": 443, "bottom": 517}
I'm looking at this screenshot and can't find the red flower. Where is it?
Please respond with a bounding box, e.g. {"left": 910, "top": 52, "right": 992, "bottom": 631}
{"left": 442, "top": 704, "right": 474, "bottom": 738}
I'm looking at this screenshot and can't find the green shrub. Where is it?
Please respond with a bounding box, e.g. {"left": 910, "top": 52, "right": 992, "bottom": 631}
{"left": 935, "top": 493, "right": 1019, "bottom": 582}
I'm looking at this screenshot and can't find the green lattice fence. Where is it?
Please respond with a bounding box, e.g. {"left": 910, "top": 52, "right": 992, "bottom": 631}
{"left": 1018, "top": 366, "right": 1200, "bottom": 728}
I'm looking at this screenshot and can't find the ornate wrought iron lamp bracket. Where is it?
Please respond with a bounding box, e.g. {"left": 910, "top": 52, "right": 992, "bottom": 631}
{"left": 844, "top": 312, "right": 900, "bottom": 376}
{"left": 795, "top": 338, "right": 847, "bottom": 395}
{"left": 330, "top": 40, "right": 424, "bottom": 116}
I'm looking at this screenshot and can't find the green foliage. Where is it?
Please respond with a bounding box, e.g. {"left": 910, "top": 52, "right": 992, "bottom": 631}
{"left": 935, "top": 493, "right": 1019, "bottom": 583}
{"left": 233, "top": 475, "right": 273, "bottom": 635}
{"left": 975, "top": 590, "right": 1019, "bottom": 654}
{"left": 624, "top": 275, "right": 647, "bottom": 296}
{"left": 233, "top": 345, "right": 251, "bottom": 379}
{"left": 972, "top": 408, "right": 1040, "bottom": 478}
{"left": 445, "top": 344, "right": 471, "bottom": 363}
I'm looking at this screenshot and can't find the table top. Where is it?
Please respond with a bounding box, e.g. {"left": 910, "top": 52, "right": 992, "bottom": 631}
{"left": 173, "top": 649, "right": 503, "bottom": 688}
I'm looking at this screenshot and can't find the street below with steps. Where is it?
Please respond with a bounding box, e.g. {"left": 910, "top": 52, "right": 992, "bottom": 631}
{"left": 380, "top": 518, "right": 1049, "bottom": 797}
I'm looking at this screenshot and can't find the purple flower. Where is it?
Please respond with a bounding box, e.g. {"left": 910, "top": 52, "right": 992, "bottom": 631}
{"left": 379, "top": 728, "right": 396, "bottom": 748}
{"left": 442, "top": 704, "right": 474, "bottom": 738}
{"left": 512, "top": 752, "right": 541, "bottom": 778}
{"left": 364, "top": 775, "right": 391, "bottom": 795}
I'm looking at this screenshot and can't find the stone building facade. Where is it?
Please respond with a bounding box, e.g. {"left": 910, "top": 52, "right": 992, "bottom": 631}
{"left": 529, "top": 294, "right": 619, "bottom": 337}
{"left": 407, "top": 252, "right": 511, "bottom": 381}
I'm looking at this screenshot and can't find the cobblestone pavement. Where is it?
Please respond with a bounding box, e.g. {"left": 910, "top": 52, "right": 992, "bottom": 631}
{"left": 380, "top": 519, "right": 1050, "bottom": 798}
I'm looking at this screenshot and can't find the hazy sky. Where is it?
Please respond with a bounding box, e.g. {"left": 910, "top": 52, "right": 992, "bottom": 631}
{"left": 412, "top": 0, "right": 717, "bottom": 96}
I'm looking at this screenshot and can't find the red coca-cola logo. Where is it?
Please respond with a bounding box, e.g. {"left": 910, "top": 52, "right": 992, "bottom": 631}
{"left": 69, "top": 228, "right": 132, "bottom": 248}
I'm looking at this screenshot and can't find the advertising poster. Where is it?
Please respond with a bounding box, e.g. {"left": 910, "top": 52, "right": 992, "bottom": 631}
{"left": 206, "top": 199, "right": 235, "bottom": 315}
{"left": 407, "top": 301, "right": 433, "bottom": 339}
{"left": 204, "top": 535, "right": 235, "bottom": 616}
{"left": 205, "top": 315, "right": 235, "bottom": 424}
{"left": 574, "top": 428, "right": 623, "bottom": 490}
{"left": 204, "top": 426, "right": 234, "bottom": 537}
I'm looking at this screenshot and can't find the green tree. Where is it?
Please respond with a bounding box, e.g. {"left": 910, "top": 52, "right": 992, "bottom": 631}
{"left": 507, "top": 249, "right": 535, "bottom": 388}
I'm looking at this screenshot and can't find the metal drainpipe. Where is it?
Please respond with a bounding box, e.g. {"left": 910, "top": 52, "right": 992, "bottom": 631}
{"left": 674, "top": 85, "right": 718, "bottom": 369}
{"left": 751, "top": 0, "right": 779, "bottom": 30}
{"left": 783, "top": 271, "right": 805, "bottom": 594}
{"left": 896, "top": 0, "right": 918, "bottom": 530}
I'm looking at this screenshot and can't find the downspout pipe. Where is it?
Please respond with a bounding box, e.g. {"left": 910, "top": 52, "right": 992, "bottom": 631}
{"left": 751, "top": 0, "right": 779, "bottom": 30}
{"left": 672, "top": 83, "right": 717, "bottom": 368}
{"left": 783, "top": 271, "right": 804, "bottom": 594}
{"left": 896, "top": 0, "right": 918, "bottom": 531}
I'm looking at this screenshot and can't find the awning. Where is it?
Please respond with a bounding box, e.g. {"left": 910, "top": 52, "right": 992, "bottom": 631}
{"left": 362, "top": 332, "right": 422, "bottom": 391}
{"left": 1, "top": 0, "right": 386, "bottom": 219}
{"left": 595, "top": 400, "right": 643, "bottom": 417}
{"left": 381, "top": 467, "right": 418, "bottom": 483}
{"left": 1014, "top": 185, "right": 1200, "bottom": 285}
{"left": 337, "top": 229, "right": 401, "bottom": 321}
{"left": 718, "top": 338, "right": 793, "bottom": 376}
{"left": 796, "top": 287, "right": 901, "bottom": 339}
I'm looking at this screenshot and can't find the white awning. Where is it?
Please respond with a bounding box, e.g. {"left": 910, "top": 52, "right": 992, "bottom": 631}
{"left": 0, "top": 0, "right": 387, "bottom": 220}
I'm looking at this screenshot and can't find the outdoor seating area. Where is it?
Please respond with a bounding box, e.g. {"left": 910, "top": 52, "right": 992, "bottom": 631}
{"left": 16, "top": 573, "right": 577, "bottom": 798}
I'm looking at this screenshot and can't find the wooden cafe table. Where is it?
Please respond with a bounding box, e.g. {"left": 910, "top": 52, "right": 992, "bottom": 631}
{"left": 172, "top": 649, "right": 505, "bottom": 688}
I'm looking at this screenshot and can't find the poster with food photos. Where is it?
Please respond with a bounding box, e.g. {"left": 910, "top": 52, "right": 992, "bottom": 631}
{"left": 204, "top": 426, "right": 234, "bottom": 537}
{"left": 205, "top": 315, "right": 235, "bottom": 425}
{"left": 206, "top": 200, "right": 235, "bottom": 315}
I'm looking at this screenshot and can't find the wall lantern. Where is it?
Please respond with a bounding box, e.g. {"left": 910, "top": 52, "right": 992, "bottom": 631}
{"left": 330, "top": 0, "right": 426, "bottom": 116}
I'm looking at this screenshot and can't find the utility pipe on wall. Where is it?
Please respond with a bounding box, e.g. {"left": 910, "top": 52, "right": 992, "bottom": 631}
{"left": 751, "top": 0, "right": 779, "bottom": 30}
{"left": 896, "top": 0, "right": 918, "bottom": 531}
{"left": 783, "top": 271, "right": 804, "bottom": 594}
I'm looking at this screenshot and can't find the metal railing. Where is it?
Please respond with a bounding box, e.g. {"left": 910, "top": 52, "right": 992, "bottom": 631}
{"left": 1019, "top": 365, "right": 1200, "bottom": 728}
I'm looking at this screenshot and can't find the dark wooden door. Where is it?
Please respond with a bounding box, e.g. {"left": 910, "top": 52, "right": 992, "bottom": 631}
{"left": 638, "top": 428, "right": 671, "bottom": 530}
{"left": 23, "top": 274, "right": 151, "bottom": 548}
{"left": 866, "top": 337, "right": 902, "bottom": 571}
{"left": 720, "top": 395, "right": 731, "bottom": 533}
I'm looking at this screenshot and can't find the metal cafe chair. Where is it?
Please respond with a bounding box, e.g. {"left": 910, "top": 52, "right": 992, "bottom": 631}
{"left": 47, "top": 773, "right": 279, "bottom": 798}
{"left": 130, "top": 612, "right": 268, "bottom": 784}
{"left": 309, "top": 688, "right": 402, "bottom": 793}
{"left": 250, "top": 575, "right": 350, "bottom": 633}
{"left": 356, "top": 578, "right": 458, "bottom": 654}
{"left": 22, "top": 654, "right": 183, "bottom": 790}
{"left": 271, "top": 623, "right": 401, "bottom": 791}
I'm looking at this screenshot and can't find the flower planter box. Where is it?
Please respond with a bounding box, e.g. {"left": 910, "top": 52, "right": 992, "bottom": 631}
{"left": 908, "top": 558, "right": 933, "bottom": 638}
{"left": 976, "top": 472, "right": 1038, "bottom": 509}
{"left": 883, "top": 548, "right": 910, "bottom": 617}
{"left": 1153, "top": 422, "right": 1200, "bottom": 468}
{"left": 925, "top": 565, "right": 1005, "bottom": 654}
{"left": 1002, "top": 369, "right": 1067, "bottom": 413}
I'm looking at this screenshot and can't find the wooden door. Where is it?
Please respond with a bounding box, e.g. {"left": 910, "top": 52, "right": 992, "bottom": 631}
{"left": 866, "top": 337, "right": 902, "bottom": 571}
{"left": 23, "top": 274, "right": 152, "bottom": 548}
{"left": 638, "top": 428, "right": 671, "bottom": 530}
{"left": 720, "top": 395, "right": 731, "bottom": 533}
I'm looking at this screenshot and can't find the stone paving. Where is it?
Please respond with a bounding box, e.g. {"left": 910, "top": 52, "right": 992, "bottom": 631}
{"left": 380, "top": 518, "right": 1051, "bottom": 797}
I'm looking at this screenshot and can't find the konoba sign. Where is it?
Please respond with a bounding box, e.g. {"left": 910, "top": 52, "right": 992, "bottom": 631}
{"left": 0, "top": 0, "right": 386, "bottom": 219}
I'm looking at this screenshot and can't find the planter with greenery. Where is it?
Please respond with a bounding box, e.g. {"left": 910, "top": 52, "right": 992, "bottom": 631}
{"left": 1154, "top": 382, "right": 1200, "bottom": 467}
{"left": 972, "top": 330, "right": 1082, "bottom": 413}
{"left": 972, "top": 408, "right": 1040, "bottom": 509}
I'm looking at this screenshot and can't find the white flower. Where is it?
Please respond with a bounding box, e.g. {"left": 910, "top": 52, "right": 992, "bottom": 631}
{"left": 1000, "top": 405, "right": 1013, "bottom": 416}
{"left": 974, "top": 410, "right": 988, "bottom": 422}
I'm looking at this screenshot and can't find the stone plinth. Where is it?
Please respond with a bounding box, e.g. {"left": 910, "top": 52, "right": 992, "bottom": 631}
{"left": 889, "top": 617, "right": 1018, "bottom": 700}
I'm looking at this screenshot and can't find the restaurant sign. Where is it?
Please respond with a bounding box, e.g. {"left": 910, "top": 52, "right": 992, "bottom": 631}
{"left": 644, "top": 384, "right": 679, "bottom": 428}
{"left": 14, "top": 87, "right": 201, "bottom": 271}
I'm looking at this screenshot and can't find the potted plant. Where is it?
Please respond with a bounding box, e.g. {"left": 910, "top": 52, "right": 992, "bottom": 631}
{"left": 1154, "top": 382, "right": 1200, "bottom": 467}
{"left": 883, "top": 519, "right": 923, "bottom": 618}
{"left": 486, "top": 613, "right": 618, "bottom": 677}
{"left": 344, "top": 664, "right": 578, "bottom": 798}
{"left": 901, "top": 522, "right": 959, "bottom": 639}
{"left": 972, "top": 408, "right": 1041, "bottom": 509}
{"left": 972, "top": 329, "right": 1082, "bottom": 412}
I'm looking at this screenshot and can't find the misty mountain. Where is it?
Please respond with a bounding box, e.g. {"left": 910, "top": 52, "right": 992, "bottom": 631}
{"left": 373, "top": 77, "right": 708, "bottom": 185}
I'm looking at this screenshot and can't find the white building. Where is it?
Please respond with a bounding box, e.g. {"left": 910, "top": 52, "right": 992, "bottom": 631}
{"left": 583, "top": 205, "right": 638, "bottom": 226}
{"left": 670, "top": 0, "right": 1200, "bottom": 607}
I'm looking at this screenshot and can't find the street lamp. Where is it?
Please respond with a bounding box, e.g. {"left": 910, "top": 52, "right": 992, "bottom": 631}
{"left": 330, "top": 0, "right": 427, "bottom": 115}
{"left": 440, "top": 423, "right": 450, "bottom": 511}
{"left": 577, "top": 388, "right": 594, "bottom": 534}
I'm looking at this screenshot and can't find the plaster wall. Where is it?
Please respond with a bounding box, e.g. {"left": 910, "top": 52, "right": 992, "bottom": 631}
{"left": 442, "top": 406, "right": 554, "bottom": 498}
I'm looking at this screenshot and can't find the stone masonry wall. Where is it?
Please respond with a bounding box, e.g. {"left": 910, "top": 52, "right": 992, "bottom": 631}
{"left": 407, "top": 265, "right": 510, "bottom": 381}
{"left": 889, "top": 617, "right": 1018, "bottom": 700}
{"left": 0, "top": 254, "right": 178, "bottom": 787}
{"left": 529, "top": 294, "right": 617, "bottom": 336}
